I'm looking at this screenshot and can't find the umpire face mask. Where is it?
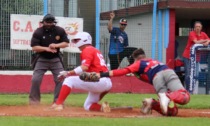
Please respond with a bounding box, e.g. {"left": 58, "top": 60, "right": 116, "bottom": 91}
{"left": 43, "top": 21, "right": 55, "bottom": 31}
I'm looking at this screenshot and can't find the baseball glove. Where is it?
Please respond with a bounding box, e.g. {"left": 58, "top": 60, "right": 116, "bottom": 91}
{"left": 79, "top": 72, "right": 100, "bottom": 82}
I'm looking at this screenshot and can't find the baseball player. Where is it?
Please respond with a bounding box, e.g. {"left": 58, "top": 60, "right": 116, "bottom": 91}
{"left": 80, "top": 48, "right": 190, "bottom": 116}
{"left": 51, "top": 32, "right": 112, "bottom": 112}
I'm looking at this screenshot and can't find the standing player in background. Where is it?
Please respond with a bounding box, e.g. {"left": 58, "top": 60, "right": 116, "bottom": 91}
{"left": 30, "top": 14, "right": 69, "bottom": 105}
{"left": 51, "top": 32, "right": 112, "bottom": 112}
{"left": 108, "top": 12, "right": 136, "bottom": 70}
{"left": 182, "top": 21, "right": 210, "bottom": 92}
{"left": 80, "top": 48, "right": 190, "bottom": 116}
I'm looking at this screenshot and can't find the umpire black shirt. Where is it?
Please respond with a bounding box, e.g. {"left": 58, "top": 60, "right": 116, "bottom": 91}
{"left": 31, "top": 26, "right": 69, "bottom": 59}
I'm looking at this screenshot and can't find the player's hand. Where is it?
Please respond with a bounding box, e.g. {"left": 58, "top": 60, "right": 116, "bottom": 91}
{"left": 203, "top": 41, "right": 209, "bottom": 46}
{"left": 45, "top": 47, "right": 57, "bottom": 53}
{"left": 79, "top": 72, "right": 100, "bottom": 82}
{"left": 49, "top": 43, "right": 58, "bottom": 49}
{"left": 110, "top": 12, "right": 115, "bottom": 19}
{"left": 58, "top": 71, "right": 70, "bottom": 82}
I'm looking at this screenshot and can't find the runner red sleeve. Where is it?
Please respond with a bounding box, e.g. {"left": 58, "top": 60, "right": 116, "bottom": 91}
{"left": 112, "top": 61, "right": 140, "bottom": 76}
{"left": 113, "top": 68, "right": 130, "bottom": 76}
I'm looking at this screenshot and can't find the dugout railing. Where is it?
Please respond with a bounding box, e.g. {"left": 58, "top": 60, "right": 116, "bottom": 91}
{"left": 189, "top": 44, "right": 210, "bottom": 94}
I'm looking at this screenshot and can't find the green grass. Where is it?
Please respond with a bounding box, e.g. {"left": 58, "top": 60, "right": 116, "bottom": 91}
{"left": 0, "top": 93, "right": 210, "bottom": 109}
{"left": 0, "top": 93, "right": 210, "bottom": 126}
{"left": 0, "top": 116, "right": 210, "bottom": 126}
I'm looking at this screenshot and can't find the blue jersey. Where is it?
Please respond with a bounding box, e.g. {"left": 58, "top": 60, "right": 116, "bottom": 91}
{"left": 109, "top": 27, "right": 128, "bottom": 54}
{"left": 136, "top": 60, "right": 169, "bottom": 84}
{"left": 112, "top": 59, "right": 169, "bottom": 84}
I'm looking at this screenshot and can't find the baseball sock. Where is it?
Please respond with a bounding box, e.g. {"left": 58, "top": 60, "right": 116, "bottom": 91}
{"left": 151, "top": 99, "right": 178, "bottom": 116}
{"left": 56, "top": 85, "right": 71, "bottom": 105}
{"left": 151, "top": 99, "right": 162, "bottom": 114}
{"left": 89, "top": 103, "right": 101, "bottom": 111}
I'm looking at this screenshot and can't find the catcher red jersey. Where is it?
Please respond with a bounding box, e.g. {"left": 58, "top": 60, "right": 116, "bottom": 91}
{"left": 80, "top": 46, "right": 108, "bottom": 72}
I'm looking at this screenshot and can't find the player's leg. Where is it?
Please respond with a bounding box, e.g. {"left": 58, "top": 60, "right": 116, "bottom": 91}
{"left": 141, "top": 98, "right": 178, "bottom": 116}
{"left": 50, "top": 58, "right": 64, "bottom": 103}
{"left": 84, "top": 91, "right": 110, "bottom": 112}
{"left": 152, "top": 99, "right": 178, "bottom": 116}
{"left": 54, "top": 76, "right": 112, "bottom": 110}
{"left": 29, "top": 60, "right": 47, "bottom": 105}
{"left": 165, "top": 70, "right": 190, "bottom": 105}
{"left": 152, "top": 71, "right": 170, "bottom": 114}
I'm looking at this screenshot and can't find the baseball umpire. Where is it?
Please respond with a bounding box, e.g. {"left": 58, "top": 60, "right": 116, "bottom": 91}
{"left": 29, "top": 14, "right": 69, "bottom": 105}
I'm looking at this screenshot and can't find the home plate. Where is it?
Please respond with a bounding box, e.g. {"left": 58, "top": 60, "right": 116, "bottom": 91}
{"left": 125, "top": 115, "right": 158, "bottom": 118}
{"left": 0, "top": 113, "right": 6, "bottom": 116}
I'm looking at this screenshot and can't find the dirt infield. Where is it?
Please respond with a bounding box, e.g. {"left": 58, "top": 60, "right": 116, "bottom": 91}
{"left": 0, "top": 105, "right": 210, "bottom": 118}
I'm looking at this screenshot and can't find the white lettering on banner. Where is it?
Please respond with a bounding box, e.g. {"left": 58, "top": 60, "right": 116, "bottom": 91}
{"left": 10, "top": 14, "right": 83, "bottom": 53}
{"left": 13, "top": 39, "right": 31, "bottom": 45}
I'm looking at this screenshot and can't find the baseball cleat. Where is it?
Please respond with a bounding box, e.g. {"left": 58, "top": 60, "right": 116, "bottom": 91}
{"left": 101, "top": 101, "right": 111, "bottom": 113}
{"left": 141, "top": 98, "right": 152, "bottom": 114}
{"left": 158, "top": 93, "right": 170, "bottom": 115}
{"left": 50, "top": 103, "right": 64, "bottom": 111}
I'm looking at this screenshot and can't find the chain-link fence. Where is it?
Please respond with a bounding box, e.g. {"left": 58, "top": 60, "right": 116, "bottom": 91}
{"left": 1, "top": 0, "right": 210, "bottom": 71}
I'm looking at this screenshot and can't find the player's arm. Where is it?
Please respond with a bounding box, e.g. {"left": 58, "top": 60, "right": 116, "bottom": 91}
{"left": 49, "top": 28, "right": 69, "bottom": 49}
{"left": 99, "top": 68, "right": 130, "bottom": 78}
{"left": 49, "top": 42, "right": 69, "bottom": 49}
{"left": 100, "top": 61, "right": 140, "bottom": 77}
{"left": 193, "top": 39, "right": 207, "bottom": 44}
{"left": 107, "top": 12, "right": 115, "bottom": 32}
{"left": 65, "top": 65, "right": 88, "bottom": 76}
{"left": 189, "top": 32, "right": 207, "bottom": 44}
{"left": 57, "top": 65, "right": 88, "bottom": 81}
{"left": 58, "top": 50, "right": 91, "bottom": 79}
{"left": 31, "top": 31, "right": 57, "bottom": 53}
{"left": 79, "top": 66, "right": 137, "bottom": 82}
{"left": 202, "top": 33, "right": 210, "bottom": 46}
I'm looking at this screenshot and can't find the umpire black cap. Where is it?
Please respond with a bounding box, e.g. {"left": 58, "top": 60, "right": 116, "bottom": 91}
{"left": 41, "top": 14, "right": 57, "bottom": 23}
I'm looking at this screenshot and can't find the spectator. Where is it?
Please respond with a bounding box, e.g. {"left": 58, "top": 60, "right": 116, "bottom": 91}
{"left": 182, "top": 21, "right": 210, "bottom": 92}
{"left": 29, "top": 14, "right": 69, "bottom": 105}
{"left": 107, "top": 12, "right": 137, "bottom": 70}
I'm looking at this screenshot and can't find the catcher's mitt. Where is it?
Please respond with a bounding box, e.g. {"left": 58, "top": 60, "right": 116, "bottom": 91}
{"left": 79, "top": 72, "right": 100, "bottom": 82}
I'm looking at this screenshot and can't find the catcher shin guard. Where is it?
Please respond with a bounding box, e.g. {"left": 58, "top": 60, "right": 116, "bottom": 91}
{"left": 167, "top": 101, "right": 178, "bottom": 116}
{"left": 166, "top": 89, "right": 190, "bottom": 105}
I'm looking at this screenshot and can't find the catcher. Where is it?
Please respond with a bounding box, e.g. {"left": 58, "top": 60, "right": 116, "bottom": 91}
{"left": 51, "top": 32, "right": 112, "bottom": 112}
{"left": 80, "top": 48, "right": 190, "bottom": 116}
